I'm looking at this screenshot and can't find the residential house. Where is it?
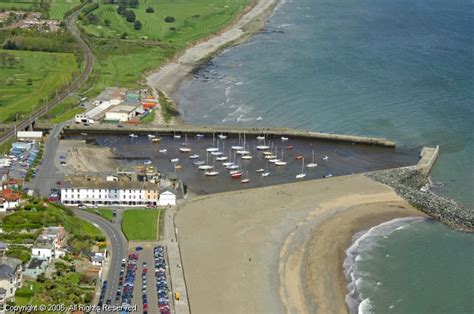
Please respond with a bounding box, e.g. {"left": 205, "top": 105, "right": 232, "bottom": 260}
{"left": 0, "top": 257, "right": 22, "bottom": 313}
{"left": 31, "top": 238, "right": 55, "bottom": 261}
{"left": 158, "top": 190, "right": 176, "bottom": 206}
{"left": 0, "top": 189, "right": 21, "bottom": 212}
{"left": 23, "top": 258, "right": 48, "bottom": 279}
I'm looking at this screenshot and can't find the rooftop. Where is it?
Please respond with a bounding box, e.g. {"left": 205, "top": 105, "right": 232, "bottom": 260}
{"left": 63, "top": 180, "right": 158, "bottom": 190}
{"left": 27, "top": 258, "right": 47, "bottom": 270}
{"left": 33, "top": 238, "right": 54, "bottom": 249}
{"left": 107, "top": 104, "right": 137, "bottom": 114}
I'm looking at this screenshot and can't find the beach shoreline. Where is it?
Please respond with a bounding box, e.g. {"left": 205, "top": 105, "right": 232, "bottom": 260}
{"left": 146, "top": 0, "right": 281, "bottom": 122}
{"left": 175, "top": 174, "right": 425, "bottom": 313}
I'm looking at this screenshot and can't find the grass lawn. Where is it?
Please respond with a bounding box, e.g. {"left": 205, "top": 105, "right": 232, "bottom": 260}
{"left": 49, "top": 0, "right": 82, "bottom": 20}
{"left": 0, "top": 49, "right": 78, "bottom": 123}
{"left": 84, "top": 207, "right": 114, "bottom": 222}
{"left": 140, "top": 109, "right": 155, "bottom": 123}
{"left": 0, "top": 1, "right": 33, "bottom": 9}
{"left": 41, "top": 95, "right": 85, "bottom": 123}
{"left": 79, "top": 219, "right": 103, "bottom": 237}
{"left": 122, "top": 209, "right": 159, "bottom": 241}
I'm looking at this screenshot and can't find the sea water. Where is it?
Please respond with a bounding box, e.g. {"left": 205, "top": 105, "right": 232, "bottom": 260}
{"left": 174, "top": 0, "right": 474, "bottom": 311}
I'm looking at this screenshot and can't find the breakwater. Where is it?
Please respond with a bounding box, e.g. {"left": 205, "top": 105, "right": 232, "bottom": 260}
{"left": 58, "top": 124, "right": 396, "bottom": 147}
{"left": 367, "top": 167, "right": 473, "bottom": 232}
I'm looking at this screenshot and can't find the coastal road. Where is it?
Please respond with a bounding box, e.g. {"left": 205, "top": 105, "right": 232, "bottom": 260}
{"left": 0, "top": 8, "right": 94, "bottom": 145}
{"left": 72, "top": 208, "right": 128, "bottom": 305}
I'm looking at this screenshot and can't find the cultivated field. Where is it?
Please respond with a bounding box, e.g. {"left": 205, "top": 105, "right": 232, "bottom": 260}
{"left": 0, "top": 49, "right": 78, "bottom": 122}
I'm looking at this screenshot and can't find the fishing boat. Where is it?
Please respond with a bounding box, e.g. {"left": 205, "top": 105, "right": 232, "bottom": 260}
{"left": 195, "top": 134, "right": 204, "bottom": 138}
{"left": 307, "top": 149, "right": 318, "bottom": 168}
{"left": 147, "top": 134, "right": 156, "bottom": 138}
{"left": 159, "top": 149, "right": 167, "bottom": 153}
{"left": 241, "top": 171, "right": 250, "bottom": 183}
{"left": 241, "top": 155, "right": 252, "bottom": 160}
{"left": 189, "top": 154, "right": 199, "bottom": 159}
{"left": 281, "top": 136, "right": 289, "bottom": 141}
{"left": 170, "top": 158, "right": 179, "bottom": 163}
{"left": 151, "top": 138, "right": 161, "bottom": 143}
{"left": 256, "top": 168, "right": 265, "bottom": 173}
{"left": 295, "top": 155, "right": 303, "bottom": 160}
{"left": 321, "top": 155, "right": 329, "bottom": 161}
{"left": 324, "top": 173, "right": 333, "bottom": 178}
{"left": 205, "top": 170, "right": 219, "bottom": 176}
{"left": 296, "top": 158, "right": 306, "bottom": 179}
{"left": 129, "top": 133, "right": 138, "bottom": 138}
{"left": 216, "top": 156, "right": 229, "bottom": 161}
{"left": 193, "top": 161, "right": 205, "bottom": 166}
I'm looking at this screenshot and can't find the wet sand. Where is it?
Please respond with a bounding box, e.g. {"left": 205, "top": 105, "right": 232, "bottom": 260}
{"left": 175, "top": 174, "right": 424, "bottom": 313}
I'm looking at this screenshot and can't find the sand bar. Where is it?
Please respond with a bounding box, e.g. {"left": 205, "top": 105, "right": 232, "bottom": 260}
{"left": 175, "top": 174, "right": 425, "bottom": 313}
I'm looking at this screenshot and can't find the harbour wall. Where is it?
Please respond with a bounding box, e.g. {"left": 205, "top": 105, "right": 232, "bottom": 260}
{"left": 49, "top": 123, "right": 397, "bottom": 147}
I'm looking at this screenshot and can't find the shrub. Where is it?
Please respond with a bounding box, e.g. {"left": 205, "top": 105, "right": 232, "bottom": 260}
{"left": 164, "top": 16, "right": 175, "bottom": 23}
{"left": 134, "top": 20, "right": 142, "bottom": 30}
{"left": 146, "top": 7, "right": 154, "bottom": 13}
{"left": 104, "top": 19, "right": 111, "bottom": 26}
{"left": 120, "top": 32, "right": 128, "bottom": 39}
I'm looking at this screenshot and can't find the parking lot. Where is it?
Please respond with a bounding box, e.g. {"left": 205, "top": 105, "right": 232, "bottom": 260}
{"left": 106, "top": 243, "right": 173, "bottom": 314}
{"left": 1, "top": 141, "right": 41, "bottom": 182}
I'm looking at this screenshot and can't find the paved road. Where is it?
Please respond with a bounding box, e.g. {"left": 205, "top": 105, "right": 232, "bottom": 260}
{"left": 29, "top": 124, "right": 64, "bottom": 197}
{"left": 0, "top": 9, "right": 94, "bottom": 145}
{"left": 73, "top": 209, "right": 128, "bottom": 304}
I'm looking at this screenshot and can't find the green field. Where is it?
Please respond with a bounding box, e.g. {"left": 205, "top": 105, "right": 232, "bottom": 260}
{"left": 84, "top": 0, "right": 248, "bottom": 41}
{"left": 84, "top": 207, "right": 114, "bottom": 222}
{"left": 0, "top": 1, "right": 32, "bottom": 9}
{"left": 79, "top": 219, "right": 103, "bottom": 237}
{"left": 122, "top": 209, "right": 159, "bottom": 241}
{"left": 49, "top": 0, "right": 81, "bottom": 20}
{"left": 0, "top": 49, "right": 78, "bottom": 122}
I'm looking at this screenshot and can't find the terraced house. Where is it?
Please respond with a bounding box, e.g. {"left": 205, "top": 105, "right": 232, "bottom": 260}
{"left": 61, "top": 180, "right": 160, "bottom": 206}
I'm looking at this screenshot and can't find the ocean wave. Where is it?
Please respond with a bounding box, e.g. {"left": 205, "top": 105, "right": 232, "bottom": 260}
{"left": 344, "top": 217, "right": 427, "bottom": 313}
{"left": 359, "top": 298, "right": 375, "bottom": 314}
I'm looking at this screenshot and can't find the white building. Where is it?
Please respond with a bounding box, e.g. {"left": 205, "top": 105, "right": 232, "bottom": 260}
{"left": 104, "top": 104, "right": 139, "bottom": 122}
{"left": 158, "top": 191, "right": 176, "bottom": 206}
{"left": 0, "top": 257, "right": 22, "bottom": 313}
{"left": 31, "top": 238, "right": 55, "bottom": 261}
{"left": 61, "top": 180, "right": 159, "bottom": 207}
{"left": 16, "top": 131, "right": 42, "bottom": 141}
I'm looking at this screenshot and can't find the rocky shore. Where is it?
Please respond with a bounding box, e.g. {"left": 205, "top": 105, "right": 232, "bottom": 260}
{"left": 367, "top": 168, "right": 473, "bottom": 232}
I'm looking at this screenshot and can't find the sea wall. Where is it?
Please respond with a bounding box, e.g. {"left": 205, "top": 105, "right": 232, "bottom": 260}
{"left": 367, "top": 167, "right": 473, "bottom": 232}
{"left": 59, "top": 124, "right": 396, "bottom": 147}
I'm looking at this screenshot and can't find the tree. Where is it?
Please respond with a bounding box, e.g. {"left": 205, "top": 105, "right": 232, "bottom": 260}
{"left": 145, "top": 6, "right": 154, "bottom": 13}
{"left": 117, "top": 4, "right": 125, "bottom": 15}
{"left": 134, "top": 20, "right": 142, "bottom": 30}
{"left": 125, "top": 10, "right": 136, "bottom": 23}
{"left": 104, "top": 18, "right": 111, "bottom": 26}
{"left": 130, "top": 0, "right": 138, "bottom": 8}
{"left": 164, "top": 16, "right": 175, "bottom": 23}
{"left": 120, "top": 32, "right": 128, "bottom": 39}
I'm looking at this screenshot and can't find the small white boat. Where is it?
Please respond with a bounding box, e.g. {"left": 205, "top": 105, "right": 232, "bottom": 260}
{"left": 222, "top": 162, "right": 234, "bottom": 167}
{"left": 170, "top": 158, "right": 179, "bottom": 163}
{"left": 80, "top": 132, "right": 88, "bottom": 136}
{"left": 189, "top": 154, "right": 199, "bottom": 159}
{"left": 256, "top": 117, "right": 263, "bottom": 121}
{"left": 256, "top": 168, "right": 265, "bottom": 173}
{"left": 205, "top": 170, "right": 219, "bottom": 176}
{"left": 256, "top": 136, "right": 265, "bottom": 140}
{"left": 173, "top": 134, "right": 181, "bottom": 139}
{"left": 241, "top": 171, "right": 250, "bottom": 183}
{"left": 151, "top": 138, "right": 161, "bottom": 143}
{"left": 159, "top": 149, "right": 167, "bottom": 153}
{"left": 275, "top": 161, "right": 287, "bottom": 166}
{"left": 262, "top": 172, "right": 270, "bottom": 177}
{"left": 196, "top": 134, "right": 205, "bottom": 138}
{"left": 230, "top": 170, "right": 241, "bottom": 176}
{"left": 193, "top": 161, "right": 205, "bottom": 166}
{"left": 175, "top": 164, "right": 182, "bottom": 169}
{"left": 324, "top": 173, "right": 333, "bottom": 178}
{"left": 269, "top": 158, "right": 279, "bottom": 163}
{"left": 147, "top": 134, "right": 156, "bottom": 138}
{"left": 296, "top": 158, "right": 306, "bottom": 179}
{"left": 231, "top": 146, "right": 243, "bottom": 150}
{"left": 199, "top": 165, "right": 213, "bottom": 170}
{"left": 218, "top": 134, "right": 227, "bottom": 140}
{"left": 256, "top": 145, "right": 270, "bottom": 150}
{"left": 265, "top": 155, "right": 277, "bottom": 159}
{"left": 226, "top": 164, "right": 240, "bottom": 170}
{"left": 321, "top": 155, "right": 329, "bottom": 161}
{"left": 262, "top": 151, "right": 273, "bottom": 156}
{"left": 216, "top": 156, "right": 229, "bottom": 161}
{"left": 206, "top": 147, "right": 219, "bottom": 152}
{"left": 211, "top": 151, "right": 223, "bottom": 156}
{"left": 281, "top": 136, "right": 289, "bottom": 141}
{"left": 129, "top": 133, "right": 138, "bottom": 138}
{"left": 241, "top": 155, "right": 252, "bottom": 160}
{"left": 144, "top": 160, "right": 152, "bottom": 165}
{"left": 307, "top": 149, "right": 318, "bottom": 168}
{"left": 236, "top": 150, "right": 250, "bottom": 155}
{"left": 179, "top": 147, "right": 192, "bottom": 153}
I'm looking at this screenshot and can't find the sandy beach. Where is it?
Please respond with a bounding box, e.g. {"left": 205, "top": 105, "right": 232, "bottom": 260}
{"left": 146, "top": 0, "right": 280, "bottom": 98}
{"left": 175, "top": 174, "right": 425, "bottom": 313}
